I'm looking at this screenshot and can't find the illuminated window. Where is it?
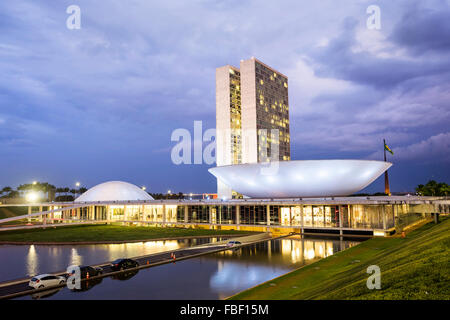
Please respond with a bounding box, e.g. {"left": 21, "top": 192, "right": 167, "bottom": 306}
{"left": 284, "top": 82, "right": 288, "bottom": 88}
{"left": 260, "top": 79, "right": 264, "bottom": 85}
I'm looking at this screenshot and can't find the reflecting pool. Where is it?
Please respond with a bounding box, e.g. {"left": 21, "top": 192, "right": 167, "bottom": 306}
{"left": 0, "top": 237, "right": 220, "bottom": 281}
{"left": 12, "top": 236, "right": 361, "bottom": 300}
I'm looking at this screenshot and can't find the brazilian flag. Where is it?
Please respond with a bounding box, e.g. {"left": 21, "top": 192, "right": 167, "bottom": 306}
{"left": 384, "top": 143, "right": 394, "bottom": 155}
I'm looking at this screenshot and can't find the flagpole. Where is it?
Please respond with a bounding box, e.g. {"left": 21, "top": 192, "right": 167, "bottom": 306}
{"left": 383, "top": 139, "right": 390, "bottom": 196}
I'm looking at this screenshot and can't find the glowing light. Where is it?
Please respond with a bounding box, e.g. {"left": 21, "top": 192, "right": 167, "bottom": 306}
{"left": 142, "top": 186, "right": 146, "bottom": 191}
{"left": 167, "top": 190, "right": 172, "bottom": 194}
{"left": 32, "top": 181, "right": 37, "bottom": 185}
{"left": 75, "top": 182, "right": 80, "bottom": 187}
{"left": 26, "top": 192, "right": 39, "bottom": 203}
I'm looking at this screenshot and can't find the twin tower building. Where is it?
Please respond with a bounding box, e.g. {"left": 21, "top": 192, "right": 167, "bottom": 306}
{"left": 215, "top": 57, "right": 291, "bottom": 199}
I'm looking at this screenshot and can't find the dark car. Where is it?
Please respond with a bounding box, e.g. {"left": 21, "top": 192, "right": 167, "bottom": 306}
{"left": 80, "top": 266, "right": 103, "bottom": 278}
{"left": 67, "top": 265, "right": 103, "bottom": 279}
{"left": 110, "top": 258, "right": 139, "bottom": 271}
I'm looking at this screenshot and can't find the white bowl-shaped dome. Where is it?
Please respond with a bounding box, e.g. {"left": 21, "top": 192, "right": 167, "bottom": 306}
{"left": 209, "top": 160, "right": 392, "bottom": 198}
{"left": 75, "top": 181, "right": 154, "bottom": 202}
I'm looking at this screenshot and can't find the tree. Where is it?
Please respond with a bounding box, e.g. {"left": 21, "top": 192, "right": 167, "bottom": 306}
{"left": 416, "top": 180, "right": 449, "bottom": 196}
{"left": 5, "top": 190, "right": 20, "bottom": 198}
{"left": 78, "top": 187, "right": 87, "bottom": 194}
{"left": 1, "top": 187, "right": 12, "bottom": 194}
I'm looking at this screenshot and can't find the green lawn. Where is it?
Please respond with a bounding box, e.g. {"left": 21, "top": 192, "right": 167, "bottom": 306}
{"left": 231, "top": 216, "right": 450, "bottom": 300}
{"left": 0, "top": 206, "right": 28, "bottom": 219}
{"left": 0, "top": 224, "right": 255, "bottom": 243}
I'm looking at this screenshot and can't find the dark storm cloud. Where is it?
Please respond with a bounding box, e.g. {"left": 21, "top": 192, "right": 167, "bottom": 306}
{"left": 390, "top": 6, "right": 450, "bottom": 54}
{"left": 311, "top": 16, "right": 450, "bottom": 89}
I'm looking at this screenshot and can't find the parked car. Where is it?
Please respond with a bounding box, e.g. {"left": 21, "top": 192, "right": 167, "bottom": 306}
{"left": 227, "top": 240, "right": 242, "bottom": 247}
{"left": 67, "top": 265, "right": 103, "bottom": 279}
{"left": 110, "top": 258, "right": 139, "bottom": 271}
{"left": 29, "top": 274, "right": 66, "bottom": 289}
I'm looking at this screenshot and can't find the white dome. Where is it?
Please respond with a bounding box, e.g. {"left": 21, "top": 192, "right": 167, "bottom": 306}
{"left": 75, "top": 181, "right": 154, "bottom": 202}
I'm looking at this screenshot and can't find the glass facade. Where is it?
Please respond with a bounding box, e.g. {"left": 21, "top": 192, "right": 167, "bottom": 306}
{"left": 218, "top": 205, "right": 236, "bottom": 224}
{"left": 53, "top": 201, "right": 446, "bottom": 232}
{"left": 239, "top": 205, "right": 266, "bottom": 225}
{"left": 254, "top": 61, "right": 290, "bottom": 162}
{"left": 229, "top": 68, "right": 242, "bottom": 165}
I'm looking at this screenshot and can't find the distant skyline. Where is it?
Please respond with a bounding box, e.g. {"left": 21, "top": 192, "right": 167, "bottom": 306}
{"left": 0, "top": 0, "right": 449, "bottom": 194}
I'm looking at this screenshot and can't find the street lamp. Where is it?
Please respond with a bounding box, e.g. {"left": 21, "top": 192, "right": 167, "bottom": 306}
{"left": 26, "top": 192, "right": 39, "bottom": 203}
{"left": 32, "top": 181, "right": 37, "bottom": 185}
{"left": 75, "top": 182, "right": 80, "bottom": 187}
{"left": 142, "top": 186, "right": 146, "bottom": 191}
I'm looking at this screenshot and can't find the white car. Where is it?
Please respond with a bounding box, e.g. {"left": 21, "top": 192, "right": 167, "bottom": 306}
{"left": 29, "top": 274, "right": 66, "bottom": 289}
{"left": 226, "top": 240, "right": 242, "bottom": 247}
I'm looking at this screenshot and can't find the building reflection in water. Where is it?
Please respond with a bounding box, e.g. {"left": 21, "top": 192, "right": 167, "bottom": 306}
{"left": 209, "top": 237, "right": 359, "bottom": 294}
{"left": 70, "top": 248, "right": 83, "bottom": 266}
{"left": 106, "top": 240, "right": 182, "bottom": 262}
{"left": 26, "top": 245, "right": 38, "bottom": 276}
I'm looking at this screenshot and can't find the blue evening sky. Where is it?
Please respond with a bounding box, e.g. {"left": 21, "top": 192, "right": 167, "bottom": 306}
{"left": 0, "top": 0, "right": 449, "bottom": 193}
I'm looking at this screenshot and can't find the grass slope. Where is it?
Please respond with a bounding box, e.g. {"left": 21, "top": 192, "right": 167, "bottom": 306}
{"left": 231, "top": 217, "right": 449, "bottom": 300}
{"left": 0, "top": 224, "right": 254, "bottom": 242}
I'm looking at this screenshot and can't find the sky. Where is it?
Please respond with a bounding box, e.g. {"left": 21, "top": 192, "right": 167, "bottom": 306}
{"left": 0, "top": 0, "right": 449, "bottom": 194}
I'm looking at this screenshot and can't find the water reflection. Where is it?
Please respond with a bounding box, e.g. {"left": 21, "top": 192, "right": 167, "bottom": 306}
{"left": 26, "top": 245, "right": 38, "bottom": 277}
{"left": 15, "top": 236, "right": 361, "bottom": 300}
{"left": 70, "top": 248, "right": 82, "bottom": 266}
{"left": 0, "top": 237, "right": 220, "bottom": 281}
{"left": 207, "top": 237, "right": 358, "bottom": 296}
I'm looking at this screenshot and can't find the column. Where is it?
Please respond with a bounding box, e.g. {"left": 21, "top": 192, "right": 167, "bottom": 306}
{"left": 208, "top": 206, "right": 212, "bottom": 229}
{"left": 339, "top": 205, "right": 343, "bottom": 236}
{"left": 300, "top": 204, "right": 304, "bottom": 235}
{"left": 162, "top": 204, "right": 167, "bottom": 226}
{"left": 289, "top": 207, "right": 293, "bottom": 227}
{"left": 382, "top": 205, "right": 387, "bottom": 230}
{"left": 50, "top": 206, "right": 54, "bottom": 224}
{"left": 184, "top": 205, "right": 188, "bottom": 224}
{"left": 236, "top": 205, "right": 240, "bottom": 230}
{"left": 39, "top": 206, "right": 43, "bottom": 222}
{"left": 28, "top": 206, "right": 31, "bottom": 223}
{"left": 349, "top": 205, "right": 353, "bottom": 228}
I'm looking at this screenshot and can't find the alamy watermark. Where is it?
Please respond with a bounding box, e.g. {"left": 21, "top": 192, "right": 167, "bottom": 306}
{"left": 170, "top": 121, "right": 280, "bottom": 175}
{"left": 366, "top": 5, "right": 381, "bottom": 30}
{"left": 66, "top": 5, "right": 81, "bottom": 30}
{"left": 366, "top": 265, "right": 381, "bottom": 289}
